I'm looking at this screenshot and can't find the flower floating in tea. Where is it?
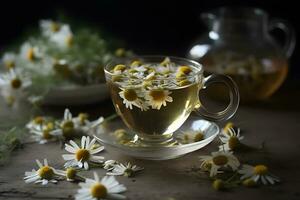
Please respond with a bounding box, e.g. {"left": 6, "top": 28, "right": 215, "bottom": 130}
{"left": 24, "top": 159, "right": 61, "bottom": 185}
{"left": 109, "top": 57, "right": 200, "bottom": 111}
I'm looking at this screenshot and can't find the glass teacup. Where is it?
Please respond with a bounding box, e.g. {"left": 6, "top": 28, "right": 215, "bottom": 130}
{"left": 104, "top": 56, "right": 239, "bottom": 146}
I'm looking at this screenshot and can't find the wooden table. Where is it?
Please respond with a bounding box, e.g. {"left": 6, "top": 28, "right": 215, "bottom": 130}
{"left": 0, "top": 84, "right": 300, "bottom": 200}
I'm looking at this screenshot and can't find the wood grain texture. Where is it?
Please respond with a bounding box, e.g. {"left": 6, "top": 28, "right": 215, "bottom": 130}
{"left": 0, "top": 93, "right": 300, "bottom": 200}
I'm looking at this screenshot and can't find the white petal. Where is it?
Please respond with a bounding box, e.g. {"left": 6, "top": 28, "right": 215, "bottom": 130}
{"left": 25, "top": 175, "right": 40, "bottom": 183}
{"left": 62, "top": 154, "right": 75, "bottom": 161}
{"left": 87, "top": 138, "right": 96, "bottom": 149}
{"left": 90, "top": 155, "right": 105, "bottom": 162}
{"left": 90, "top": 146, "right": 104, "bottom": 154}
{"left": 84, "top": 162, "right": 89, "bottom": 170}
{"left": 65, "top": 144, "right": 77, "bottom": 153}
{"left": 70, "top": 140, "right": 80, "bottom": 150}
{"left": 36, "top": 159, "right": 43, "bottom": 168}
{"left": 93, "top": 172, "right": 99, "bottom": 182}
{"left": 44, "top": 158, "right": 48, "bottom": 166}
{"left": 42, "top": 179, "right": 48, "bottom": 185}
{"left": 81, "top": 136, "right": 86, "bottom": 149}
{"left": 64, "top": 108, "right": 72, "bottom": 120}
{"left": 106, "top": 193, "right": 127, "bottom": 200}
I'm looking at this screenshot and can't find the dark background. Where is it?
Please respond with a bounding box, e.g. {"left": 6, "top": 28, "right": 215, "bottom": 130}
{"left": 0, "top": 0, "right": 299, "bottom": 80}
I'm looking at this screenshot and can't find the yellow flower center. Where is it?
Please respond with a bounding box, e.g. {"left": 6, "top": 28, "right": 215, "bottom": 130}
{"left": 223, "top": 122, "right": 234, "bottom": 135}
{"left": 46, "top": 122, "right": 54, "bottom": 130}
{"left": 65, "top": 35, "right": 73, "bottom": 47}
{"left": 62, "top": 120, "right": 74, "bottom": 138}
{"left": 254, "top": 165, "right": 268, "bottom": 175}
{"left": 242, "top": 178, "right": 257, "bottom": 187}
{"left": 178, "top": 66, "right": 192, "bottom": 75}
{"left": 50, "top": 22, "right": 60, "bottom": 32}
{"left": 149, "top": 90, "right": 165, "bottom": 101}
{"left": 34, "top": 116, "right": 44, "bottom": 125}
{"left": 228, "top": 136, "right": 240, "bottom": 150}
{"left": 91, "top": 183, "right": 107, "bottom": 199}
{"left": 131, "top": 60, "right": 142, "bottom": 67}
{"left": 26, "top": 48, "right": 35, "bottom": 61}
{"left": 66, "top": 168, "right": 77, "bottom": 179}
{"left": 212, "top": 155, "right": 228, "bottom": 166}
{"left": 78, "top": 113, "right": 89, "bottom": 125}
{"left": 212, "top": 179, "right": 225, "bottom": 191}
{"left": 38, "top": 166, "right": 54, "bottom": 180}
{"left": 178, "top": 79, "right": 191, "bottom": 87}
{"left": 75, "top": 149, "right": 90, "bottom": 161}
{"left": 115, "top": 48, "right": 125, "bottom": 57}
{"left": 123, "top": 89, "right": 138, "bottom": 101}
{"left": 194, "top": 132, "right": 204, "bottom": 142}
{"left": 113, "top": 64, "right": 126, "bottom": 72}
{"left": 5, "top": 61, "right": 15, "bottom": 69}
{"left": 10, "top": 78, "right": 22, "bottom": 89}
{"left": 43, "top": 130, "right": 53, "bottom": 140}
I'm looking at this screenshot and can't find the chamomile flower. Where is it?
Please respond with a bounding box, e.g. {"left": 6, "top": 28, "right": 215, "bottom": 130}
{"left": 218, "top": 127, "right": 244, "bottom": 151}
{"left": 199, "top": 151, "right": 240, "bottom": 177}
{"left": 103, "top": 160, "right": 119, "bottom": 171}
{"left": 145, "top": 87, "right": 173, "bottom": 110}
{"left": 26, "top": 116, "right": 46, "bottom": 129}
{"left": 20, "top": 42, "right": 42, "bottom": 62}
{"left": 75, "top": 172, "right": 127, "bottom": 200}
{"left": 50, "top": 24, "right": 73, "bottom": 49}
{"left": 50, "top": 108, "right": 79, "bottom": 139}
{"left": 40, "top": 19, "right": 61, "bottom": 37}
{"left": 238, "top": 164, "right": 280, "bottom": 185}
{"left": 28, "top": 123, "right": 56, "bottom": 144}
{"left": 24, "top": 159, "right": 60, "bottom": 185}
{"left": 177, "top": 130, "right": 205, "bottom": 144}
{"left": 56, "top": 167, "right": 84, "bottom": 182}
{"left": 119, "top": 88, "right": 147, "bottom": 111}
{"left": 62, "top": 136, "right": 105, "bottom": 170}
{"left": 0, "top": 69, "right": 31, "bottom": 107}
{"left": 107, "top": 162, "right": 143, "bottom": 177}
{"left": 74, "top": 113, "right": 105, "bottom": 134}
{"left": 2, "top": 52, "right": 16, "bottom": 69}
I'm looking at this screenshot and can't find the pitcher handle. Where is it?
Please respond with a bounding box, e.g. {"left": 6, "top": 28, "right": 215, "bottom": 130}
{"left": 194, "top": 74, "right": 240, "bottom": 121}
{"left": 269, "top": 19, "right": 296, "bottom": 58}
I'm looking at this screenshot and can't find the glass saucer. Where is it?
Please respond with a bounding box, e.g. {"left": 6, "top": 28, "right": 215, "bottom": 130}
{"left": 94, "top": 116, "right": 219, "bottom": 160}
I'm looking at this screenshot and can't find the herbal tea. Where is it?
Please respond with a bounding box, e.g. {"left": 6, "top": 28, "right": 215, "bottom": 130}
{"left": 106, "top": 57, "right": 202, "bottom": 140}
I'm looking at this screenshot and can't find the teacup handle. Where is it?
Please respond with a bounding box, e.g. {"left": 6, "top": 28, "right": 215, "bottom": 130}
{"left": 194, "top": 74, "right": 240, "bottom": 121}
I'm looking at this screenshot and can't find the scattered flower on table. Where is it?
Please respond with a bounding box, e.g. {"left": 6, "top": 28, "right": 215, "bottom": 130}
{"left": 107, "top": 162, "right": 143, "bottom": 177}
{"left": 2, "top": 52, "right": 16, "bottom": 69}
{"left": 28, "top": 122, "right": 56, "bottom": 144}
{"left": 218, "top": 127, "right": 244, "bottom": 151}
{"left": 24, "top": 159, "right": 61, "bottom": 185}
{"left": 62, "top": 136, "right": 105, "bottom": 170}
{"left": 199, "top": 151, "right": 240, "bottom": 177}
{"left": 177, "top": 130, "right": 205, "bottom": 144}
{"left": 103, "top": 160, "right": 120, "bottom": 171}
{"left": 20, "top": 42, "right": 42, "bottom": 62}
{"left": 75, "top": 172, "right": 127, "bottom": 200}
{"left": 56, "top": 167, "right": 84, "bottom": 182}
{"left": 238, "top": 164, "right": 280, "bottom": 185}
{"left": 40, "top": 19, "right": 61, "bottom": 37}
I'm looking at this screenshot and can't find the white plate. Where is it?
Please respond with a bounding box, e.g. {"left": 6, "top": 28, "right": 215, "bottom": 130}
{"left": 43, "top": 84, "right": 109, "bottom": 105}
{"left": 94, "top": 116, "right": 219, "bottom": 160}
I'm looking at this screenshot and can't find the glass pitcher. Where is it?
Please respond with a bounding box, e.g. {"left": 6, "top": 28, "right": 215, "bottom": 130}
{"left": 187, "top": 7, "right": 296, "bottom": 102}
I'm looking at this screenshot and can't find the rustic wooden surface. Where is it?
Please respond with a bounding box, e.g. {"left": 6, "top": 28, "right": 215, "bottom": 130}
{"left": 0, "top": 84, "right": 300, "bottom": 200}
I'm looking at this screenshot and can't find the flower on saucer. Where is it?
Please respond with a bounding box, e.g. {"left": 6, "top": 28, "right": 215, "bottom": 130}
{"left": 199, "top": 151, "right": 240, "bottom": 177}
{"left": 0, "top": 69, "right": 31, "bottom": 107}
{"left": 56, "top": 167, "right": 84, "bottom": 182}
{"left": 40, "top": 19, "right": 61, "bottom": 37}
{"left": 103, "top": 160, "right": 119, "bottom": 171}
{"left": 62, "top": 136, "right": 105, "bottom": 170}
{"left": 119, "top": 88, "right": 148, "bottom": 111}
{"left": 28, "top": 122, "right": 56, "bottom": 144}
{"left": 238, "top": 164, "right": 280, "bottom": 185}
{"left": 177, "top": 130, "right": 205, "bottom": 144}
{"left": 218, "top": 127, "right": 244, "bottom": 151}
{"left": 75, "top": 172, "right": 127, "bottom": 200}
{"left": 107, "top": 162, "right": 143, "bottom": 177}
{"left": 2, "top": 52, "right": 16, "bottom": 69}
{"left": 49, "top": 24, "right": 73, "bottom": 49}
{"left": 20, "top": 42, "right": 42, "bottom": 62}
{"left": 145, "top": 87, "right": 173, "bottom": 110}
{"left": 24, "top": 159, "right": 60, "bottom": 185}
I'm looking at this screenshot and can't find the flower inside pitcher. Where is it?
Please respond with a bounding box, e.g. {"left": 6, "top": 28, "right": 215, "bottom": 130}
{"left": 105, "top": 57, "right": 202, "bottom": 141}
